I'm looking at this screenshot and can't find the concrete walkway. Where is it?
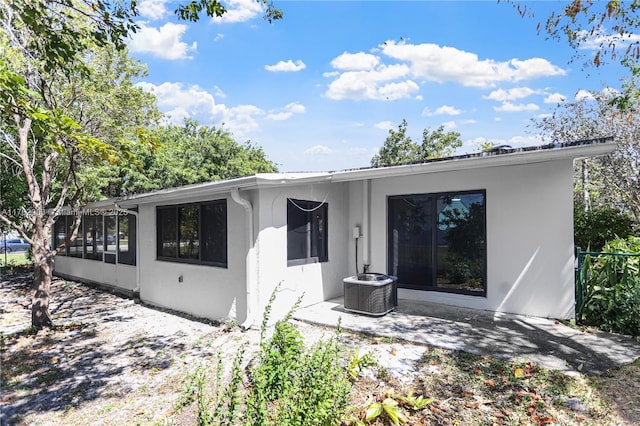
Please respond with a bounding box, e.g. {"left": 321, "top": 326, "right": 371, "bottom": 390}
{"left": 294, "top": 297, "right": 640, "bottom": 375}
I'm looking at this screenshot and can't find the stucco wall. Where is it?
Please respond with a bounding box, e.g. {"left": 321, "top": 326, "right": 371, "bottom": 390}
{"left": 353, "top": 159, "right": 575, "bottom": 319}
{"left": 253, "top": 183, "right": 350, "bottom": 322}
{"left": 53, "top": 256, "right": 136, "bottom": 292}
{"left": 136, "top": 193, "right": 249, "bottom": 322}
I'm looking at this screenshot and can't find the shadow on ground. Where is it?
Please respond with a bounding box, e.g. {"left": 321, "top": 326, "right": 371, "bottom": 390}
{"left": 295, "top": 298, "right": 640, "bottom": 375}
{"left": 0, "top": 275, "right": 219, "bottom": 425}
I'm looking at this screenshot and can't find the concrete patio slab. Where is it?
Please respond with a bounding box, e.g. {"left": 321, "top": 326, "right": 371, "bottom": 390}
{"left": 294, "top": 297, "right": 640, "bottom": 375}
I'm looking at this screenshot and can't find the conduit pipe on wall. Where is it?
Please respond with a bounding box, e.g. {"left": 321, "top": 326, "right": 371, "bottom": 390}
{"left": 362, "top": 179, "right": 370, "bottom": 271}
{"left": 114, "top": 204, "right": 140, "bottom": 295}
{"left": 230, "top": 188, "right": 256, "bottom": 330}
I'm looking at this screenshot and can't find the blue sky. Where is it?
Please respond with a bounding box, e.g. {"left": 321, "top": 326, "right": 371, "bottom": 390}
{"left": 127, "top": 0, "right": 629, "bottom": 172}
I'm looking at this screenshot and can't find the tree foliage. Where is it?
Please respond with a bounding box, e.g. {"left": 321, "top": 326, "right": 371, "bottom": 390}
{"left": 531, "top": 90, "right": 640, "bottom": 222}
{"left": 94, "top": 120, "right": 278, "bottom": 198}
{"left": 371, "top": 120, "right": 463, "bottom": 166}
{"left": 0, "top": 0, "right": 281, "bottom": 329}
{"left": 508, "top": 0, "right": 640, "bottom": 111}
{"left": 574, "top": 204, "right": 635, "bottom": 251}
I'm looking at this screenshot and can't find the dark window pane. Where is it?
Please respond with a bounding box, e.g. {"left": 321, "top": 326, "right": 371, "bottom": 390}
{"left": 118, "top": 214, "right": 136, "bottom": 265}
{"left": 68, "top": 216, "right": 83, "bottom": 258}
{"left": 157, "top": 207, "right": 177, "bottom": 258}
{"left": 105, "top": 215, "right": 117, "bottom": 263}
{"left": 95, "top": 215, "right": 104, "bottom": 258}
{"left": 157, "top": 201, "right": 227, "bottom": 267}
{"left": 84, "top": 215, "right": 103, "bottom": 260}
{"left": 201, "top": 201, "right": 227, "bottom": 265}
{"left": 287, "top": 200, "right": 309, "bottom": 261}
{"left": 436, "top": 193, "right": 486, "bottom": 294}
{"left": 310, "top": 206, "right": 328, "bottom": 261}
{"left": 53, "top": 216, "right": 67, "bottom": 255}
{"left": 287, "top": 199, "right": 328, "bottom": 264}
{"left": 388, "top": 195, "right": 434, "bottom": 289}
{"left": 179, "top": 205, "right": 199, "bottom": 259}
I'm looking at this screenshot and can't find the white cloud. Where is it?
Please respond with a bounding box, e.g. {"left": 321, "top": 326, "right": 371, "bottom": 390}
{"left": 374, "top": 121, "right": 394, "bottom": 130}
{"left": 379, "top": 41, "right": 566, "bottom": 88}
{"left": 325, "top": 64, "right": 417, "bottom": 100}
{"left": 265, "top": 60, "right": 306, "bottom": 72}
{"left": 575, "top": 90, "right": 595, "bottom": 101}
{"left": 325, "top": 41, "right": 566, "bottom": 102}
{"left": 213, "top": 86, "right": 227, "bottom": 99}
{"left": 136, "top": 81, "right": 266, "bottom": 136}
{"left": 378, "top": 80, "right": 420, "bottom": 100}
{"left": 441, "top": 120, "right": 456, "bottom": 130}
{"left": 331, "top": 52, "right": 380, "bottom": 71}
{"left": 128, "top": 23, "right": 196, "bottom": 60}
{"left": 214, "top": 33, "right": 224, "bottom": 42}
{"left": 136, "top": 82, "right": 219, "bottom": 119}
{"left": 485, "top": 87, "right": 539, "bottom": 101}
{"left": 305, "top": 145, "right": 333, "bottom": 155}
{"left": 213, "top": 0, "right": 263, "bottom": 23}
{"left": 423, "top": 105, "right": 462, "bottom": 116}
{"left": 266, "top": 102, "right": 306, "bottom": 120}
{"left": 544, "top": 93, "right": 566, "bottom": 103}
{"left": 138, "top": 0, "right": 168, "bottom": 20}
{"left": 578, "top": 26, "right": 640, "bottom": 51}
{"left": 493, "top": 102, "right": 540, "bottom": 112}
{"left": 225, "top": 104, "right": 265, "bottom": 134}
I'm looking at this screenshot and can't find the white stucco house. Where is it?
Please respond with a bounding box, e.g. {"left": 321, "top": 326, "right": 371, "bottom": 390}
{"left": 52, "top": 139, "right": 615, "bottom": 326}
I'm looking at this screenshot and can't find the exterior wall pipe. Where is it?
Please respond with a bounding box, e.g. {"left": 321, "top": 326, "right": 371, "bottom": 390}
{"left": 230, "top": 188, "right": 256, "bottom": 330}
{"left": 362, "top": 179, "right": 370, "bottom": 269}
{"left": 113, "top": 204, "right": 140, "bottom": 295}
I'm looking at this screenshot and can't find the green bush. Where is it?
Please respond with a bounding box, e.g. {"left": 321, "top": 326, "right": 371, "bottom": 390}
{"left": 574, "top": 205, "right": 634, "bottom": 251}
{"left": 245, "top": 291, "right": 350, "bottom": 426}
{"left": 578, "top": 236, "right": 640, "bottom": 337}
{"left": 176, "top": 287, "right": 352, "bottom": 426}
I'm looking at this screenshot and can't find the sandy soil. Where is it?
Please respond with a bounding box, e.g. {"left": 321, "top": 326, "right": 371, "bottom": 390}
{"left": 2, "top": 272, "right": 639, "bottom": 425}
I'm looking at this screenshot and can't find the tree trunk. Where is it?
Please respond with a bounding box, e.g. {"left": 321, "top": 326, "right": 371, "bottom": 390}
{"left": 31, "top": 245, "right": 54, "bottom": 329}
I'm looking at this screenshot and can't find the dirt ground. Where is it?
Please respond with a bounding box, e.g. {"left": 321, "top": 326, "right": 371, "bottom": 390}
{"left": 2, "top": 272, "right": 640, "bottom": 425}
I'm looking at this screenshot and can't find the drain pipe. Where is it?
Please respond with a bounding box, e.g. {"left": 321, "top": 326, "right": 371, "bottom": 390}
{"left": 114, "top": 204, "right": 140, "bottom": 297}
{"left": 230, "top": 188, "right": 256, "bottom": 330}
{"left": 362, "top": 179, "right": 370, "bottom": 272}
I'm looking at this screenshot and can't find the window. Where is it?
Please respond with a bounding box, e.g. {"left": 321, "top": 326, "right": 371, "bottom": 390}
{"left": 156, "top": 200, "right": 227, "bottom": 267}
{"left": 104, "top": 215, "right": 117, "bottom": 264}
{"left": 84, "top": 215, "right": 103, "bottom": 261}
{"left": 118, "top": 214, "right": 136, "bottom": 265}
{"left": 287, "top": 199, "right": 328, "bottom": 266}
{"left": 68, "top": 216, "right": 83, "bottom": 258}
{"left": 388, "top": 191, "right": 486, "bottom": 296}
{"left": 53, "top": 212, "right": 136, "bottom": 266}
{"left": 53, "top": 215, "right": 68, "bottom": 256}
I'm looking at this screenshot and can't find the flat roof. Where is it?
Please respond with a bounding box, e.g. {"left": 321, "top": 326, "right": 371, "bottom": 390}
{"left": 116, "top": 137, "right": 615, "bottom": 206}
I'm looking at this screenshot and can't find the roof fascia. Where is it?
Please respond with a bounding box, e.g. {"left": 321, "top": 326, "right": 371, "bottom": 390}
{"left": 330, "top": 141, "right": 616, "bottom": 183}
{"left": 117, "top": 173, "right": 333, "bottom": 207}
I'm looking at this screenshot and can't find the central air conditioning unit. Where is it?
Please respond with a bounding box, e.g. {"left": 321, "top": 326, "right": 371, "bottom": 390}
{"left": 343, "top": 273, "right": 397, "bottom": 316}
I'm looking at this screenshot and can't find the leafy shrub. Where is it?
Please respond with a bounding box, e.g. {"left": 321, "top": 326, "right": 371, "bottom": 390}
{"left": 245, "top": 290, "right": 350, "bottom": 425}
{"left": 574, "top": 205, "right": 634, "bottom": 251}
{"left": 578, "top": 236, "right": 640, "bottom": 337}
{"left": 176, "top": 286, "right": 352, "bottom": 426}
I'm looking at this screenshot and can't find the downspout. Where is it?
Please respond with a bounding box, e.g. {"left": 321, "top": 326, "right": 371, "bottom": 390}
{"left": 362, "top": 179, "right": 370, "bottom": 272}
{"left": 114, "top": 204, "right": 140, "bottom": 296}
{"left": 230, "top": 188, "right": 256, "bottom": 330}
